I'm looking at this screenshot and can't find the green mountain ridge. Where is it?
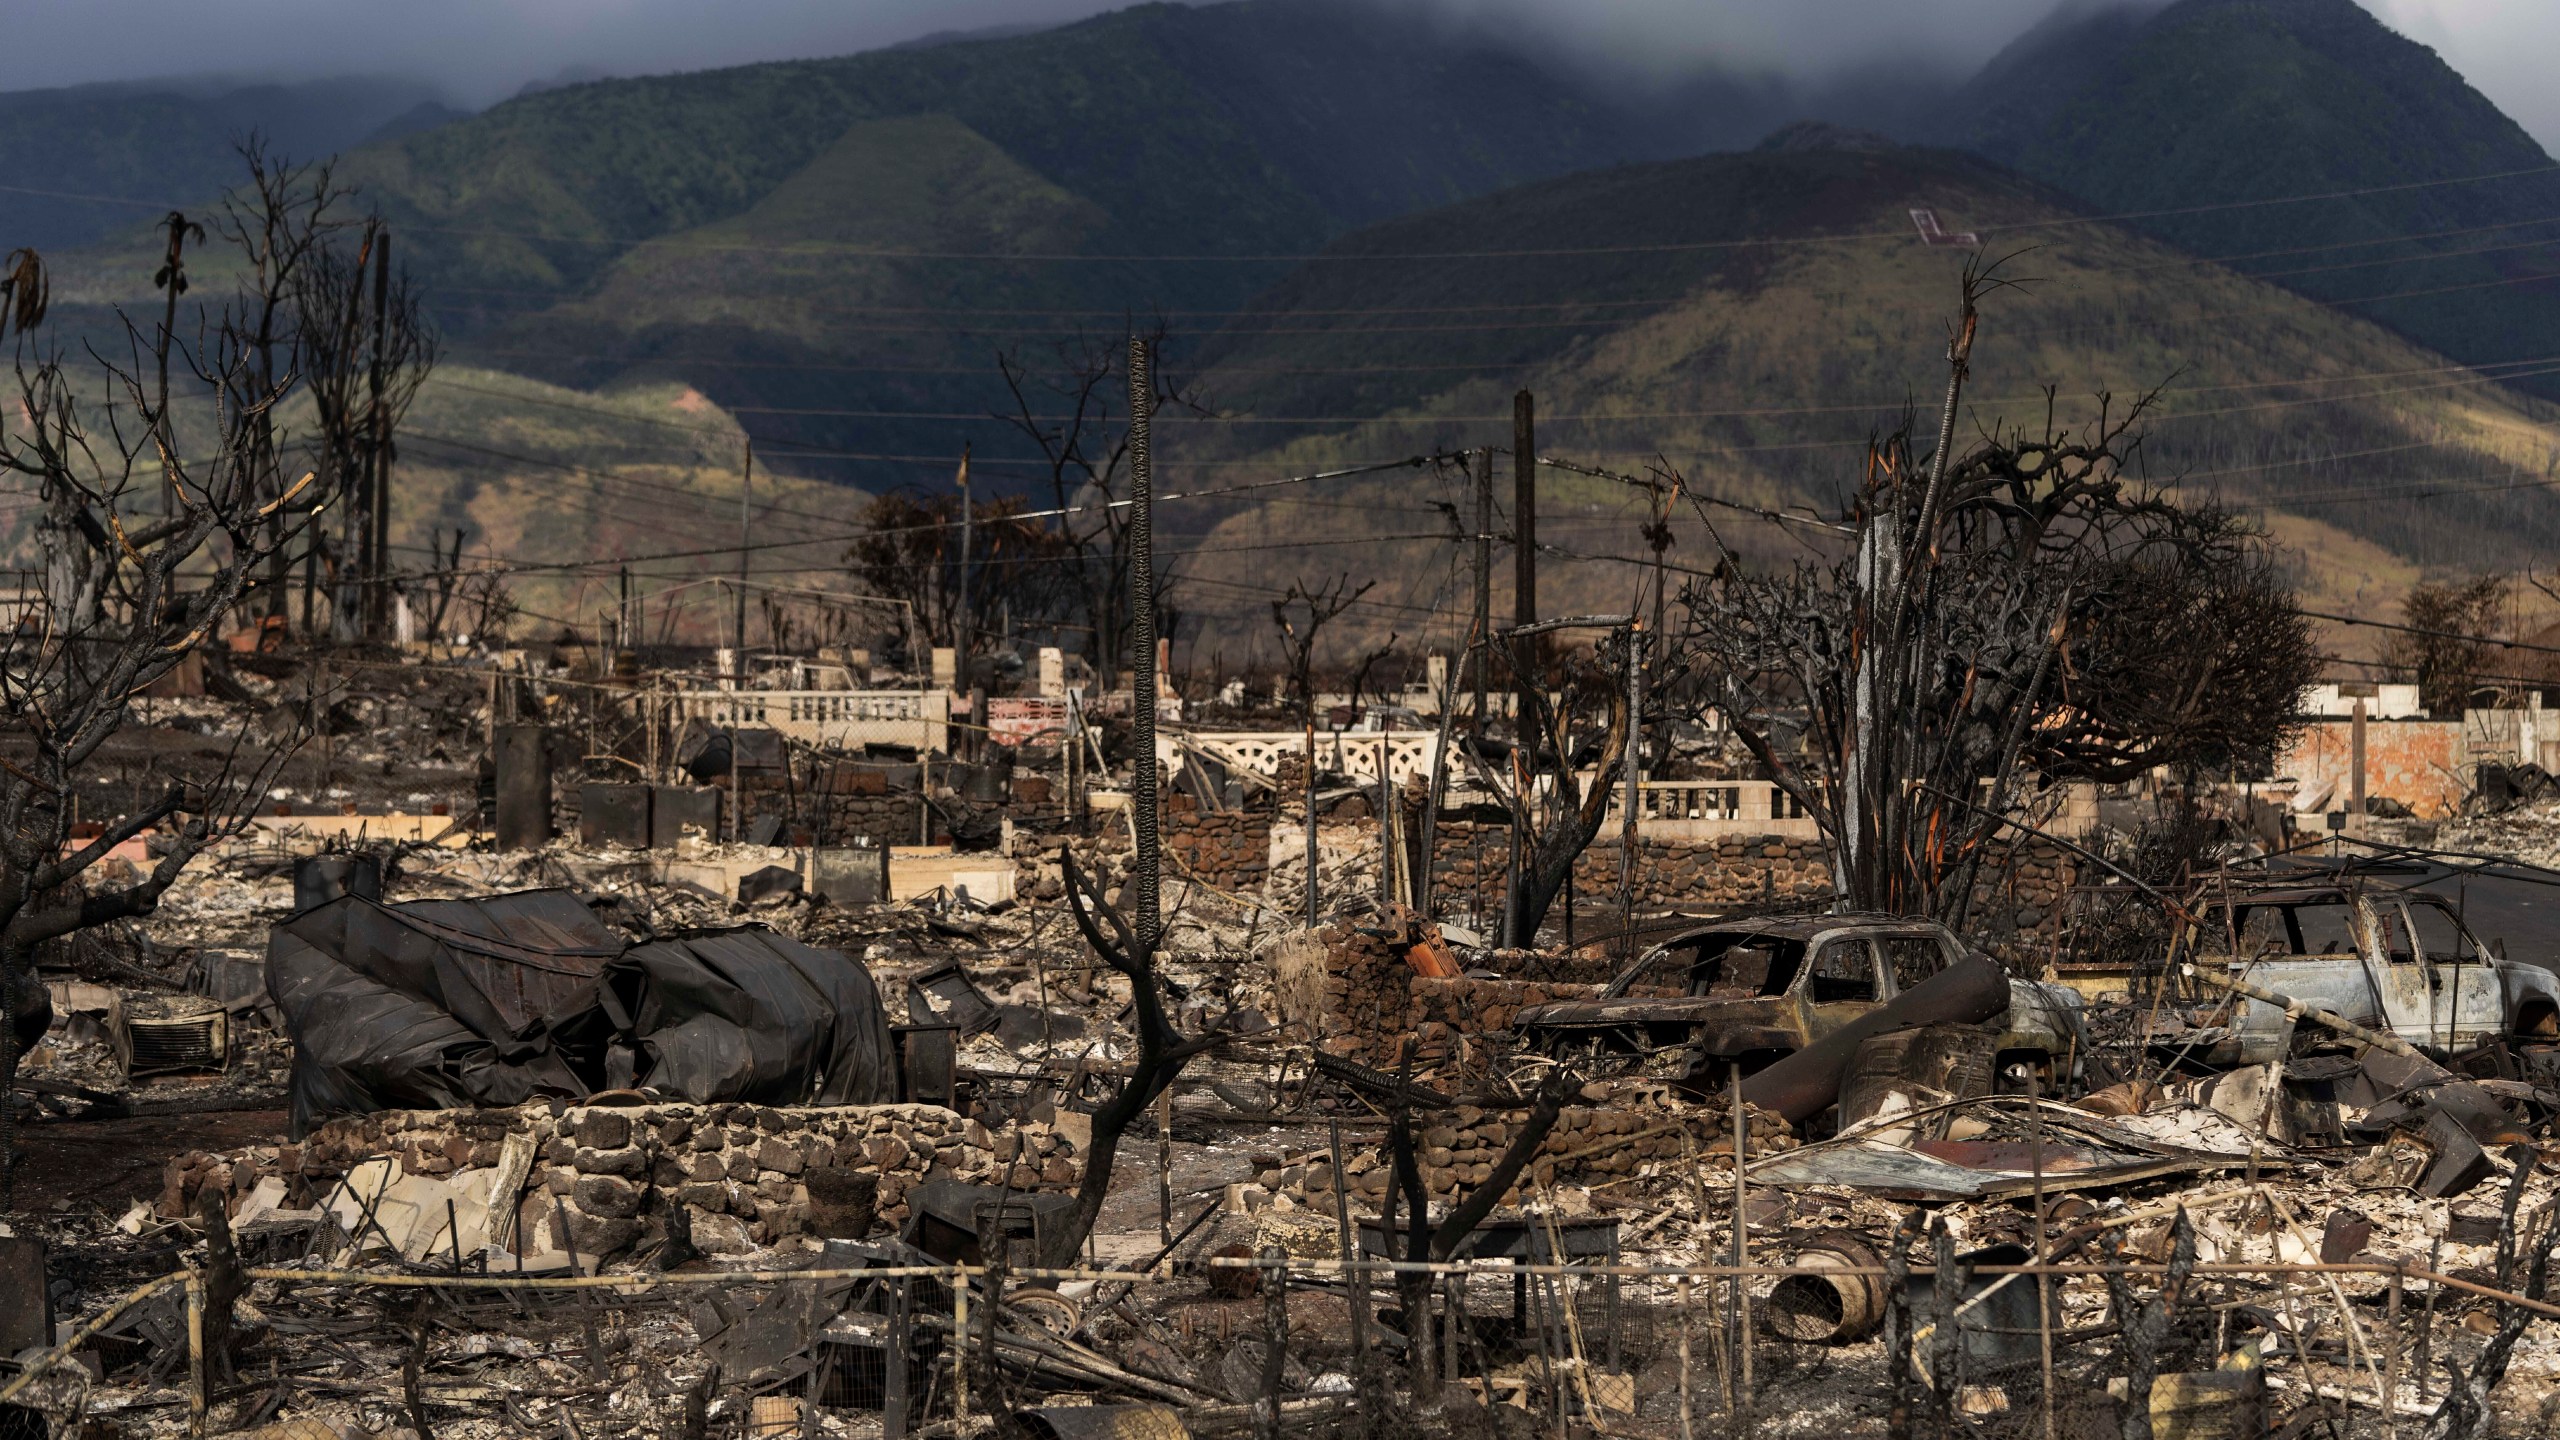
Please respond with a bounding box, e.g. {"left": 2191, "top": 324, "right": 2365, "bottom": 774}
{"left": 1948, "top": 0, "right": 2560, "bottom": 398}
{"left": 1145, "top": 136, "right": 2560, "bottom": 654}
{"left": 0, "top": 75, "right": 453, "bottom": 252}
{"left": 46, "top": 1, "right": 1745, "bottom": 497}
{"left": 21, "top": 0, "right": 2560, "bottom": 665}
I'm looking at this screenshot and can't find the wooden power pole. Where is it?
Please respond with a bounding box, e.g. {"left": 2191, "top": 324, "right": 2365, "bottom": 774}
{"left": 734, "top": 440, "right": 753, "bottom": 669}
{"left": 1472, "top": 447, "right": 1492, "bottom": 734}
{"left": 1512, "top": 391, "right": 1537, "bottom": 736}
{"left": 366, "top": 229, "right": 391, "bottom": 637}
{"left": 1513, "top": 392, "right": 1536, "bottom": 631}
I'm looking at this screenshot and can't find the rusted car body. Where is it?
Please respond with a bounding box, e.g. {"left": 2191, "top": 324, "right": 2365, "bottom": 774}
{"left": 1514, "top": 914, "right": 2083, "bottom": 1086}
{"left": 2164, "top": 879, "right": 2560, "bottom": 1066}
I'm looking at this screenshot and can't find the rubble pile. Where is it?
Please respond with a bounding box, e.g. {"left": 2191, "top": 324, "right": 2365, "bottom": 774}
{"left": 1301, "top": 912, "right": 1426, "bottom": 1062}
{"left": 1406, "top": 977, "right": 1601, "bottom": 1081}
{"left": 27, "top": 647, "right": 2560, "bottom": 1440}
{"left": 1312, "top": 1087, "right": 1797, "bottom": 1207}
{"left": 157, "top": 1101, "right": 1074, "bottom": 1258}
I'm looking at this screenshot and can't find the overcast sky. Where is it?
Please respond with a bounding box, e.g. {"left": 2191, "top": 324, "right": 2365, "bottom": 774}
{"left": 8, "top": 0, "right": 2556, "bottom": 152}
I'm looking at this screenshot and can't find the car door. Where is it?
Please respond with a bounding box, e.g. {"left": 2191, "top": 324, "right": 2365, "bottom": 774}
{"left": 2362, "top": 897, "right": 2443, "bottom": 1048}
{"left": 2404, "top": 896, "right": 2505, "bottom": 1049}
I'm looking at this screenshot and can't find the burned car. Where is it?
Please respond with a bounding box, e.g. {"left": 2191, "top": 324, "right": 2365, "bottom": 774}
{"left": 1514, "top": 913, "right": 2082, "bottom": 1090}
{"left": 2161, "top": 878, "right": 2560, "bottom": 1066}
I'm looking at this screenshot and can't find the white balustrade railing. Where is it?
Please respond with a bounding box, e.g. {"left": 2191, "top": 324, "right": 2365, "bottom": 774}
{"left": 1591, "top": 778, "right": 1821, "bottom": 838}
{"left": 667, "top": 689, "right": 948, "bottom": 752}
{"left": 1187, "top": 730, "right": 1446, "bottom": 787}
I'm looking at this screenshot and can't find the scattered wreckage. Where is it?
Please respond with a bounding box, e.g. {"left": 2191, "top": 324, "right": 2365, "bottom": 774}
{"left": 24, "top": 789, "right": 2560, "bottom": 1440}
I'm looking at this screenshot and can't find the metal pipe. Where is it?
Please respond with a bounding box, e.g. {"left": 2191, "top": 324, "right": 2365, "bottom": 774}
{"left": 2178, "top": 964, "right": 2421, "bottom": 1058}
{"left": 1740, "top": 956, "right": 2012, "bottom": 1124}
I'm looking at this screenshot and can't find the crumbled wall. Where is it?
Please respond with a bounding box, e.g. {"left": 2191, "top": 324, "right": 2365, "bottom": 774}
{"left": 1308, "top": 915, "right": 1422, "bottom": 1063}
{"left": 1406, "top": 977, "right": 1602, "bottom": 1083}
{"left": 1166, "top": 810, "right": 1272, "bottom": 890}
{"left": 1308, "top": 1082, "right": 1790, "bottom": 1207}
{"left": 162, "top": 1102, "right": 1079, "bottom": 1258}
{"left": 1014, "top": 805, "right": 1268, "bottom": 898}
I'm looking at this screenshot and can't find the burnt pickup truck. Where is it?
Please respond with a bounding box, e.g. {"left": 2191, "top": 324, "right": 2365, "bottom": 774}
{"left": 1514, "top": 913, "right": 2083, "bottom": 1090}
{"left": 2160, "top": 879, "right": 2560, "bottom": 1066}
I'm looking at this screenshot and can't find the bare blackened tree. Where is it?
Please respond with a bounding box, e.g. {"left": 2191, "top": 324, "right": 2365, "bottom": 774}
{"left": 1463, "top": 630, "right": 1630, "bottom": 945}
{"left": 1272, "top": 576, "right": 1371, "bottom": 921}
{"left": 293, "top": 215, "right": 437, "bottom": 639}
{"left": 1270, "top": 575, "right": 1371, "bottom": 717}
{"left": 0, "top": 265, "right": 338, "bottom": 1192}
{"left": 993, "top": 329, "right": 1195, "bottom": 690}
{"left": 1038, "top": 851, "right": 1223, "bottom": 1266}
{"left": 847, "top": 490, "right": 1074, "bottom": 660}
{"left": 1674, "top": 263, "right": 2315, "bottom": 918}
{"left": 215, "top": 140, "right": 350, "bottom": 625}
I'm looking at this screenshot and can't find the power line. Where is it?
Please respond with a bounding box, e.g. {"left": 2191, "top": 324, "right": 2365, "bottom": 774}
{"left": 21, "top": 156, "right": 2557, "bottom": 261}
{"left": 408, "top": 210, "right": 2560, "bottom": 318}
{"left": 2303, "top": 611, "right": 2560, "bottom": 658}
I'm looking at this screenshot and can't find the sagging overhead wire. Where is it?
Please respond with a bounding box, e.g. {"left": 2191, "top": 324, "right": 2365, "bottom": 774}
{"left": 13, "top": 157, "right": 2555, "bottom": 260}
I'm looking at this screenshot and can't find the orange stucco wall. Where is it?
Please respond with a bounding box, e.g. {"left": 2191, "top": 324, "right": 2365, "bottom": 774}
{"left": 2278, "top": 718, "right": 2469, "bottom": 819}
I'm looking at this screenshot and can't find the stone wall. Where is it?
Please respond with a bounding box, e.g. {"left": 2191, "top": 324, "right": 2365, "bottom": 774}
{"left": 1961, "top": 841, "right": 2078, "bottom": 960}
{"left": 1018, "top": 805, "right": 1273, "bottom": 899}
{"left": 1308, "top": 913, "right": 1422, "bottom": 1063}
{"left": 1428, "top": 824, "right": 1836, "bottom": 917}
{"left": 162, "top": 1101, "right": 1077, "bottom": 1259}
{"left": 1570, "top": 836, "right": 1834, "bottom": 907}
{"left": 1166, "top": 810, "right": 1272, "bottom": 890}
{"left": 1405, "top": 977, "right": 1602, "bottom": 1084}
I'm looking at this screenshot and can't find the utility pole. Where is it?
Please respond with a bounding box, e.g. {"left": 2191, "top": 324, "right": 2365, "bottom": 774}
{"left": 1512, "top": 391, "right": 1537, "bottom": 737}
{"left": 1621, "top": 621, "right": 1643, "bottom": 960}
{"left": 1513, "top": 392, "right": 1536, "bottom": 631}
{"left": 734, "top": 440, "right": 753, "bottom": 672}
{"left": 366, "top": 229, "right": 391, "bottom": 638}
{"left": 1126, "top": 338, "right": 1163, "bottom": 960}
{"left": 956, "top": 443, "right": 973, "bottom": 732}
{"left": 1472, "top": 447, "right": 1492, "bottom": 734}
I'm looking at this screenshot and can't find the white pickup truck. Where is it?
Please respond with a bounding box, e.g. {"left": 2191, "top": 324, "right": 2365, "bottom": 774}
{"left": 2162, "top": 879, "right": 2560, "bottom": 1065}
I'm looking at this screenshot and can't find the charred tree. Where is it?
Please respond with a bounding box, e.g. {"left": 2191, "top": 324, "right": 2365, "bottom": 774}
{"left": 991, "top": 328, "right": 1196, "bottom": 692}
{"left": 292, "top": 213, "right": 437, "bottom": 640}
{"left": 0, "top": 150, "right": 411, "bottom": 1191}
{"left": 1463, "top": 627, "right": 1630, "bottom": 945}
{"left": 1037, "top": 851, "right": 1220, "bottom": 1267}
{"left": 1674, "top": 261, "right": 2315, "bottom": 918}
{"left": 848, "top": 490, "right": 1074, "bottom": 664}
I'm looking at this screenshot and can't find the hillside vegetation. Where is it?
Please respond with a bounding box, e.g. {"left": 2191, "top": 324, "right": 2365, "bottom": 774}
{"left": 0, "top": 76, "right": 451, "bottom": 252}
{"left": 1950, "top": 0, "right": 2560, "bottom": 396}
{"left": 48, "top": 1, "right": 1711, "bottom": 494}
{"left": 1145, "top": 135, "right": 2560, "bottom": 660}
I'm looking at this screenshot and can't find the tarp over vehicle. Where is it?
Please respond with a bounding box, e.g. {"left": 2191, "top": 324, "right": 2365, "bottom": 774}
{"left": 267, "top": 888, "right": 893, "bottom": 1136}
